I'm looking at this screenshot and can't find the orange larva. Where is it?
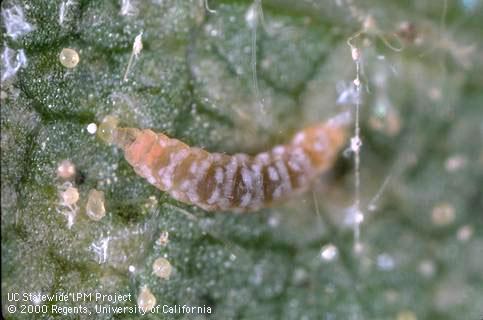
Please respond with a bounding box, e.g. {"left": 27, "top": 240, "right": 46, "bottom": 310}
{"left": 99, "top": 113, "right": 350, "bottom": 212}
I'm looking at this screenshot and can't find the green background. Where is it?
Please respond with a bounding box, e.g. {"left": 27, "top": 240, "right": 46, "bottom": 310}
{"left": 2, "top": 0, "right": 482, "bottom": 319}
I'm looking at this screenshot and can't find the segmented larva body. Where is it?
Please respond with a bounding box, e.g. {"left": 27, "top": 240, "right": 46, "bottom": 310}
{"left": 99, "top": 114, "right": 349, "bottom": 212}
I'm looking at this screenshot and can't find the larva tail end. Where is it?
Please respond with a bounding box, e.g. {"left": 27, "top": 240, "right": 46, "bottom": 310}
{"left": 327, "top": 111, "right": 352, "bottom": 129}
{"left": 324, "top": 111, "right": 352, "bottom": 151}
{"left": 97, "top": 115, "right": 140, "bottom": 149}
{"left": 304, "top": 111, "right": 352, "bottom": 146}
{"left": 295, "top": 112, "right": 350, "bottom": 171}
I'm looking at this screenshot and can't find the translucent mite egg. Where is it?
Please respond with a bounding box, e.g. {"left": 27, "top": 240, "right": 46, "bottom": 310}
{"left": 97, "top": 115, "right": 119, "bottom": 144}
{"left": 61, "top": 186, "right": 79, "bottom": 206}
{"left": 57, "top": 160, "right": 76, "bottom": 179}
{"left": 85, "top": 189, "right": 106, "bottom": 221}
{"left": 418, "top": 259, "right": 435, "bottom": 278}
{"left": 431, "top": 202, "right": 455, "bottom": 226}
{"left": 396, "top": 310, "right": 417, "bottom": 320}
{"left": 445, "top": 154, "right": 467, "bottom": 172}
{"left": 152, "top": 257, "right": 172, "bottom": 280}
{"left": 59, "top": 48, "right": 80, "bottom": 68}
{"left": 137, "top": 286, "right": 156, "bottom": 313}
{"left": 457, "top": 225, "right": 473, "bottom": 242}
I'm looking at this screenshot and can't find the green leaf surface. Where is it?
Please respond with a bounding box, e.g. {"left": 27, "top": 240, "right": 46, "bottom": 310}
{"left": 2, "top": 1, "right": 482, "bottom": 319}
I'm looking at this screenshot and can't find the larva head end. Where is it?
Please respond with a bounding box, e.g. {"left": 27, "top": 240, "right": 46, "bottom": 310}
{"left": 97, "top": 115, "right": 120, "bottom": 145}
{"left": 112, "top": 128, "right": 142, "bottom": 149}
{"left": 97, "top": 116, "right": 140, "bottom": 149}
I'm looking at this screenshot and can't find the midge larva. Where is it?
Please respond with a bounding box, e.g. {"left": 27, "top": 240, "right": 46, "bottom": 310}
{"left": 98, "top": 113, "right": 350, "bottom": 212}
